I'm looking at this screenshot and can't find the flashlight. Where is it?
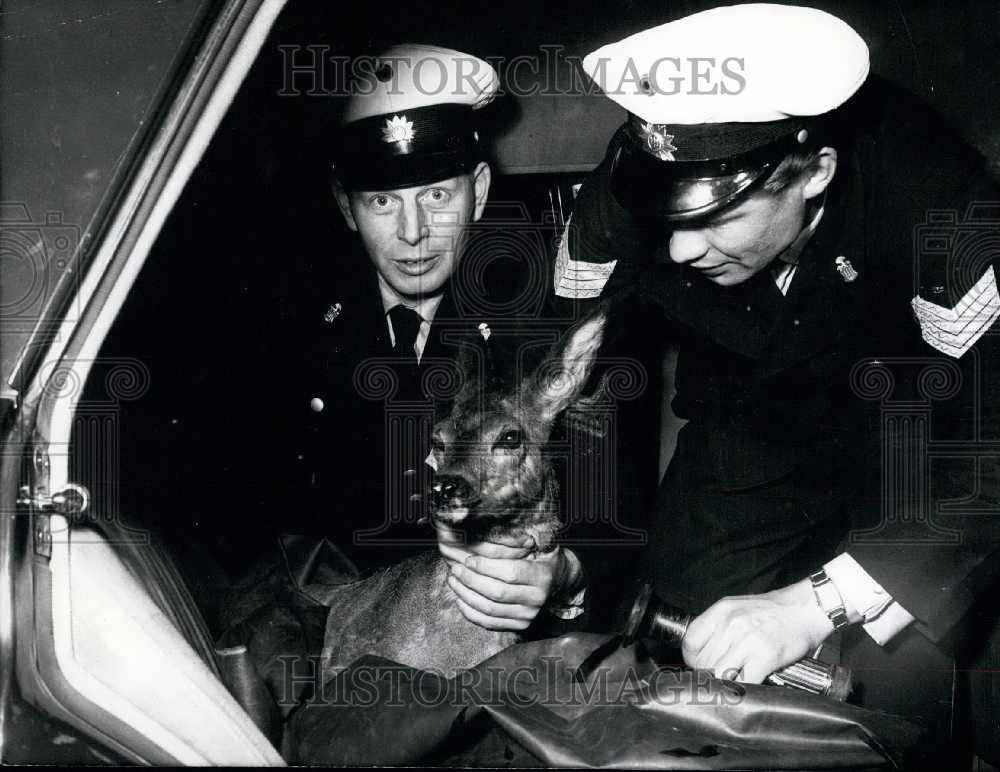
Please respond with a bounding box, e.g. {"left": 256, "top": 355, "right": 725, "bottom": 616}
{"left": 625, "top": 583, "right": 852, "bottom": 701}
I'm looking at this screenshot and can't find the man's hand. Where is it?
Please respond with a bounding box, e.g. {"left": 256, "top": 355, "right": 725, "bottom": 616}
{"left": 436, "top": 523, "right": 582, "bottom": 631}
{"left": 682, "top": 579, "right": 835, "bottom": 684}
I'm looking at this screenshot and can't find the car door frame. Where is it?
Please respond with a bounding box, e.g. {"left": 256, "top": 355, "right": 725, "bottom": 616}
{"left": 0, "top": 0, "right": 288, "bottom": 760}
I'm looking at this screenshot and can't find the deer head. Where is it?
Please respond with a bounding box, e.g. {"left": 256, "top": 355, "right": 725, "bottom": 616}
{"left": 428, "top": 308, "right": 607, "bottom": 549}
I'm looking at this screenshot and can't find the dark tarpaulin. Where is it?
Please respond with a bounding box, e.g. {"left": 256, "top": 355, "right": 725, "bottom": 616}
{"left": 285, "top": 632, "right": 926, "bottom": 768}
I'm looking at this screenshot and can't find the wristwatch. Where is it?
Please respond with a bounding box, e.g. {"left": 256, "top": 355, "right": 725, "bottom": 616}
{"left": 809, "top": 568, "right": 850, "bottom": 630}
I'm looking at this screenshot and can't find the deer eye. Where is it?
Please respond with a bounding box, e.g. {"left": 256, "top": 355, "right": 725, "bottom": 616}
{"left": 492, "top": 429, "right": 523, "bottom": 451}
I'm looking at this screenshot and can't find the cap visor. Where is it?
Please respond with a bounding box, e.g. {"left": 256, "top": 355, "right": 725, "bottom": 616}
{"left": 336, "top": 150, "right": 477, "bottom": 191}
{"left": 611, "top": 142, "right": 772, "bottom": 223}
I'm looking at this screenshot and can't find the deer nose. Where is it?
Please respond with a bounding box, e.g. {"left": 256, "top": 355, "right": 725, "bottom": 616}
{"left": 432, "top": 475, "right": 473, "bottom": 506}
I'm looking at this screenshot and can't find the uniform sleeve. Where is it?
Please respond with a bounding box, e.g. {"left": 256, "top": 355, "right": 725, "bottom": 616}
{"left": 545, "top": 147, "right": 667, "bottom": 633}
{"left": 847, "top": 162, "right": 1000, "bottom": 643}
{"left": 552, "top": 145, "right": 658, "bottom": 306}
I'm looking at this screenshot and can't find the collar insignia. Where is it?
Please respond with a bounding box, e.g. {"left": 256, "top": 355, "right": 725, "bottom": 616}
{"left": 834, "top": 256, "right": 858, "bottom": 283}
{"left": 641, "top": 122, "right": 677, "bottom": 161}
{"left": 381, "top": 114, "right": 415, "bottom": 144}
{"left": 323, "top": 302, "right": 342, "bottom": 323}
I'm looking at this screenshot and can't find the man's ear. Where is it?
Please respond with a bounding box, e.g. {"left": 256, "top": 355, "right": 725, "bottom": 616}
{"left": 471, "top": 161, "right": 492, "bottom": 222}
{"left": 332, "top": 178, "right": 359, "bottom": 232}
{"left": 802, "top": 147, "right": 837, "bottom": 202}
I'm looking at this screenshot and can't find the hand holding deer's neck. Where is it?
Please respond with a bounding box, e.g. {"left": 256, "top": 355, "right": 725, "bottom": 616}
{"left": 320, "top": 307, "right": 608, "bottom": 677}
{"left": 428, "top": 309, "right": 606, "bottom": 549}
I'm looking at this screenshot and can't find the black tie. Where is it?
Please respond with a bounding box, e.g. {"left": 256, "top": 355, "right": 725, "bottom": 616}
{"left": 388, "top": 304, "right": 422, "bottom": 365}
{"left": 387, "top": 305, "right": 429, "bottom": 525}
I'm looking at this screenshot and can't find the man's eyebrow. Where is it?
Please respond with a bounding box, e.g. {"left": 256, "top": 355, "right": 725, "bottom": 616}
{"left": 705, "top": 206, "right": 746, "bottom": 226}
{"left": 676, "top": 203, "right": 743, "bottom": 229}
{"left": 715, "top": 204, "right": 744, "bottom": 220}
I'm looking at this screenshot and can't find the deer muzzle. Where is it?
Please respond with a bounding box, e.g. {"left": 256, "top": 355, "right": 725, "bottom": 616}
{"left": 431, "top": 474, "right": 480, "bottom": 522}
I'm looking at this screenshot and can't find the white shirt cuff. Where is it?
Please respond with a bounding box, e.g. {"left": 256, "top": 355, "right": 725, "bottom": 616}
{"left": 823, "top": 553, "right": 915, "bottom": 646}
{"left": 858, "top": 602, "right": 914, "bottom": 646}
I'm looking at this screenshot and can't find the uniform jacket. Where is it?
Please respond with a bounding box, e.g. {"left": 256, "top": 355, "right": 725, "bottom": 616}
{"left": 289, "top": 241, "right": 559, "bottom": 572}
{"left": 293, "top": 261, "right": 458, "bottom": 569}
{"left": 562, "top": 75, "right": 1000, "bottom": 656}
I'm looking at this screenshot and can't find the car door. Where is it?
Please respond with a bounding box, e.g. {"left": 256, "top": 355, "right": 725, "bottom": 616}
{"left": 0, "top": 0, "right": 287, "bottom": 763}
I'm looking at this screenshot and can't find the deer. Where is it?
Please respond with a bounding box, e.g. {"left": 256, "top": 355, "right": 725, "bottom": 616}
{"left": 317, "top": 308, "right": 607, "bottom": 678}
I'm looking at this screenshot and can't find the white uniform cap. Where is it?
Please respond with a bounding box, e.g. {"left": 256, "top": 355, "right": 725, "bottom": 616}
{"left": 342, "top": 44, "right": 498, "bottom": 123}
{"left": 336, "top": 44, "right": 499, "bottom": 190}
{"left": 581, "top": 4, "right": 869, "bottom": 221}
{"left": 583, "top": 4, "right": 869, "bottom": 126}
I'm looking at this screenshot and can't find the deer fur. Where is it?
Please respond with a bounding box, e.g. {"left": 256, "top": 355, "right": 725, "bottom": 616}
{"left": 319, "top": 309, "right": 606, "bottom": 678}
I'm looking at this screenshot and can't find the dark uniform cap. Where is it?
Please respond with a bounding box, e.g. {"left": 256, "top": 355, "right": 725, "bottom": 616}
{"left": 334, "top": 44, "right": 499, "bottom": 191}
{"left": 583, "top": 4, "right": 870, "bottom": 222}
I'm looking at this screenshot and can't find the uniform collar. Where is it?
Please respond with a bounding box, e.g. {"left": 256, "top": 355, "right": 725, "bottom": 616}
{"left": 776, "top": 202, "right": 826, "bottom": 268}
{"left": 377, "top": 273, "right": 445, "bottom": 324}
{"left": 642, "top": 191, "right": 835, "bottom": 361}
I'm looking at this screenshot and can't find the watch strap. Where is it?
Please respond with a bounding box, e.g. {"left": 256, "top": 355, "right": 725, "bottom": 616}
{"left": 809, "top": 568, "right": 850, "bottom": 630}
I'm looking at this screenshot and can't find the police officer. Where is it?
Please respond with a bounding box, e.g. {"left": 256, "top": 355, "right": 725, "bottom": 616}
{"left": 302, "top": 44, "right": 494, "bottom": 570}
{"left": 557, "top": 4, "right": 1000, "bottom": 749}
{"left": 303, "top": 44, "right": 585, "bottom": 626}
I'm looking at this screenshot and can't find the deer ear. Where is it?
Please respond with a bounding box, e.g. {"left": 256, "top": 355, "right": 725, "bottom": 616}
{"left": 530, "top": 307, "right": 607, "bottom": 425}
{"left": 449, "top": 340, "right": 483, "bottom": 413}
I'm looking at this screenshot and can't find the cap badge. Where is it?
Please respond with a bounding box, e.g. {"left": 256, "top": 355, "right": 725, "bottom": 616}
{"left": 477, "top": 322, "right": 492, "bottom": 341}
{"left": 835, "top": 256, "right": 858, "bottom": 283}
{"left": 382, "top": 114, "right": 415, "bottom": 144}
{"left": 323, "top": 302, "right": 343, "bottom": 323}
{"left": 641, "top": 122, "right": 677, "bottom": 161}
